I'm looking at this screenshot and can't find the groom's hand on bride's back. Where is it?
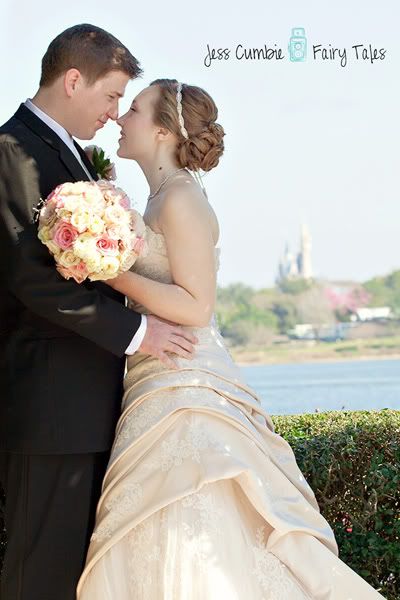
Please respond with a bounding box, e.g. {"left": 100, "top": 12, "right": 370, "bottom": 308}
{"left": 140, "top": 315, "right": 198, "bottom": 369}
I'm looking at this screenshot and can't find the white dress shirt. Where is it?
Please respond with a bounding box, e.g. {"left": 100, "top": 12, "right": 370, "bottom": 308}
{"left": 24, "top": 99, "right": 147, "bottom": 355}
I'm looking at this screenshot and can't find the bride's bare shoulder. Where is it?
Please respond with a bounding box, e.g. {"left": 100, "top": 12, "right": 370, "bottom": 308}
{"left": 159, "top": 178, "right": 220, "bottom": 244}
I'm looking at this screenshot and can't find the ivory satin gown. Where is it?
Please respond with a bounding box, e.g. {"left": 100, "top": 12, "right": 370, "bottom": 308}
{"left": 77, "top": 226, "right": 385, "bottom": 599}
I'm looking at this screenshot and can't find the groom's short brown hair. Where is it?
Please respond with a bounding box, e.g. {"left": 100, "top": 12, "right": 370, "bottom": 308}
{"left": 40, "top": 24, "right": 142, "bottom": 87}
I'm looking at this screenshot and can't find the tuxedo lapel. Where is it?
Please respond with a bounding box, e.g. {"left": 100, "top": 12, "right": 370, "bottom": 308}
{"left": 58, "top": 144, "right": 93, "bottom": 182}
{"left": 74, "top": 141, "right": 99, "bottom": 181}
{"left": 14, "top": 104, "right": 92, "bottom": 183}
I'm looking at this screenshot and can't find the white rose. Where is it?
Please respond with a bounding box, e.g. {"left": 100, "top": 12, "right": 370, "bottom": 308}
{"left": 88, "top": 214, "right": 105, "bottom": 235}
{"left": 73, "top": 233, "right": 97, "bottom": 260}
{"left": 70, "top": 211, "right": 92, "bottom": 233}
{"left": 63, "top": 197, "right": 81, "bottom": 213}
{"left": 70, "top": 181, "right": 100, "bottom": 197}
{"left": 104, "top": 204, "right": 130, "bottom": 226}
{"left": 81, "top": 190, "right": 105, "bottom": 214}
{"left": 58, "top": 182, "right": 75, "bottom": 195}
{"left": 106, "top": 223, "right": 131, "bottom": 241}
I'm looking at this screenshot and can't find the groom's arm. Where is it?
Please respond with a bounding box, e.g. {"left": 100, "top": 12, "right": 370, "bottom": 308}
{"left": 0, "top": 139, "right": 142, "bottom": 357}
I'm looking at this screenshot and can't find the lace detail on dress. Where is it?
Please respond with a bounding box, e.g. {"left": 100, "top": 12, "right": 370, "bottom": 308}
{"left": 144, "top": 226, "right": 168, "bottom": 256}
{"left": 180, "top": 489, "right": 224, "bottom": 534}
{"left": 179, "top": 488, "right": 225, "bottom": 572}
{"left": 159, "top": 418, "right": 225, "bottom": 471}
{"left": 90, "top": 482, "right": 143, "bottom": 542}
{"left": 92, "top": 415, "right": 226, "bottom": 543}
{"left": 252, "top": 525, "right": 309, "bottom": 600}
{"left": 125, "top": 484, "right": 225, "bottom": 598}
{"left": 126, "top": 517, "right": 163, "bottom": 598}
{"left": 140, "top": 415, "right": 225, "bottom": 474}
{"left": 113, "top": 392, "right": 177, "bottom": 452}
{"left": 113, "top": 378, "right": 261, "bottom": 467}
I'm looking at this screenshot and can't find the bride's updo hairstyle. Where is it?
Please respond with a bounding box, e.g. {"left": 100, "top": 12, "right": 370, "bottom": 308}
{"left": 149, "top": 78, "right": 225, "bottom": 172}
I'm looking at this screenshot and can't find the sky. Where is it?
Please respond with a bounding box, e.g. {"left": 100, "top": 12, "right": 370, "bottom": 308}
{"left": 1, "top": 0, "right": 399, "bottom": 288}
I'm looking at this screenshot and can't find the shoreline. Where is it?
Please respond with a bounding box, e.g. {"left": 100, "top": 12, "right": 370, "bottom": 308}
{"left": 233, "top": 351, "right": 400, "bottom": 367}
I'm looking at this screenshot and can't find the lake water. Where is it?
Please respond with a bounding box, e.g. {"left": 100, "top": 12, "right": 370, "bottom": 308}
{"left": 241, "top": 358, "right": 400, "bottom": 415}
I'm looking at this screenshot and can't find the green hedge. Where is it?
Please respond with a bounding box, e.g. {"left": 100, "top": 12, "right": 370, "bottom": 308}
{"left": 1, "top": 409, "right": 399, "bottom": 598}
{"left": 272, "top": 409, "right": 399, "bottom": 599}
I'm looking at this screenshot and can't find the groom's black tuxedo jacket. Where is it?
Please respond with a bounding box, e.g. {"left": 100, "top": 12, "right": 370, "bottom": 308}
{"left": 0, "top": 104, "right": 141, "bottom": 454}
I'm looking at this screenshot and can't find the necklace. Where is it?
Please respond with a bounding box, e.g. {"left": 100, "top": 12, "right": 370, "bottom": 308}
{"left": 147, "top": 168, "right": 187, "bottom": 201}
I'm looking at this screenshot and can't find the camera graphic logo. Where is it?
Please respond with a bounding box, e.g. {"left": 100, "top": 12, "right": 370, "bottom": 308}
{"left": 288, "top": 27, "right": 307, "bottom": 62}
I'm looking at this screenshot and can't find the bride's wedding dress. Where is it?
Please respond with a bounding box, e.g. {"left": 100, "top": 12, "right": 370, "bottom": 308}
{"left": 77, "top": 226, "right": 385, "bottom": 599}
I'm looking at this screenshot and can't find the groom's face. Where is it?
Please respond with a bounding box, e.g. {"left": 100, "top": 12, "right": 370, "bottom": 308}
{"left": 68, "top": 70, "right": 131, "bottom": 139}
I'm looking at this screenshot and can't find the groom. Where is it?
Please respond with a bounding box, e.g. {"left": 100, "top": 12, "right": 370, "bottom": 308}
{"left": 0, "top": 24, "right": 196, "bottom": 600}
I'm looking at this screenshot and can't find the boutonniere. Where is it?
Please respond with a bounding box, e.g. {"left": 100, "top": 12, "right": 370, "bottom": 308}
{"left": 84, "top": 145, "right": 117, "bottom": 181}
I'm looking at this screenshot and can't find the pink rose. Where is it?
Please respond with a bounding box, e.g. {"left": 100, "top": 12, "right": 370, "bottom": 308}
{"left": 96, "top": 235, "right": 119, "bottom": 256}
{"left": 53, "top": 221, "right": 79, "bottom": 250}
{"left": 57, "top": 262, "right": 87, "bottom": 284}
{"left": 56, "top": 265, "right": 73, "bottom": 280}
{"left": 46, "top": 186, "right": 64, "bottom": 208}
{"left": 70, "top": 261, "right": 88, "bottom": 283}
{"left": 132, "top": 236, "right": 146, "bottom": 255}
{"left": 119, "top": 194, "right": 130, "bottom": 209}
{"left": 46, "top": 185, "right": 62, "bottom": 201}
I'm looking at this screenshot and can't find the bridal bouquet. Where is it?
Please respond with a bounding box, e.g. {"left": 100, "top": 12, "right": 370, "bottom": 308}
{"left": 37, "top": 180, "right": 148, "bottom": 283}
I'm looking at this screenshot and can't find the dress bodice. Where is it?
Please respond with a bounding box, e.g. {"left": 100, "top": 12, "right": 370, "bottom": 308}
{"left": 128, "top": 225, "right": 221, "bottom": 316}
{"left": 126, "top": 224, "right": 229, "bottom": 380}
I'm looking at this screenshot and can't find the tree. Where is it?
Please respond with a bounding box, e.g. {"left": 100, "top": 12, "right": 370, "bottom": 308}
{"left": 363, "top": 270, "right": 400, "bottom": 315}
{"left": 295, "top": 285, "right": 335, "bottom": 327}
{"left": 278, "top": 278, "right": 313, "bottom": 295}
{"left": 272, "top": 298, "right": 298, "bottom": 333}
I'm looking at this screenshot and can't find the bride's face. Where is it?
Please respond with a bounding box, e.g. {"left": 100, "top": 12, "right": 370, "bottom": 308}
{"left": 116, "top": 85, "right": 161, "bottom": 160}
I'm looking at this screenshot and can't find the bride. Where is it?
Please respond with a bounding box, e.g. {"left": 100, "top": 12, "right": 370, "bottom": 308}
{"left": 76, "top": 79, "right": 385, "bottom": 599}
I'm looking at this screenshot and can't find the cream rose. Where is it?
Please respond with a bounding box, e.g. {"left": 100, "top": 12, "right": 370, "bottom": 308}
{"left": 85, "top": 253, "right": 102, "bottom": 273}
{"left": 38, "top": 225, "right": 53, "bottom": 243}
{"left": 56, "top": 208, "right": 72, "bottom": 222}
{"left": 46, "top": 240, "right": 62, "bottom": 257}
{"left": 58, "top": 250, "right": 81, "bottom": 268}
{"left": 100, "top": 255, "right": 120, "bottom": 277}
